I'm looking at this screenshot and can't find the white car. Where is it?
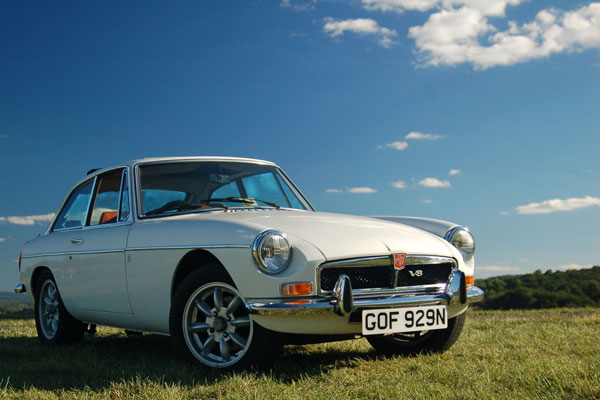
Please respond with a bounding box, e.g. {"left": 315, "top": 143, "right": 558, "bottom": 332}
{"left": 16, "top": 157, "right": 483, "bottom": 369}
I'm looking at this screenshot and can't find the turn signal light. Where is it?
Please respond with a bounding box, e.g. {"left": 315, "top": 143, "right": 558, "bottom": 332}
{"left": 466, "top": 275, "right": 474, "bottom": 286}
{"left": 281, "top": 282, "right": 313, "bottom": 296}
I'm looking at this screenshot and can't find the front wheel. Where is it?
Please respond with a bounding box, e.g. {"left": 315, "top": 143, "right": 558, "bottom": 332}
{"left": 366, "top": 312, "right": 466, "bottom": 356}
{"left": 34, "top": 270, "right": 86, "bottom": 344}
{"left": 169, "top": 268, "right": 282, "bottom": 370}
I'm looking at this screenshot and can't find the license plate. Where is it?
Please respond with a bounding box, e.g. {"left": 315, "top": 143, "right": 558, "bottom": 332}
{"left": 362, "top": 305, "right": 447, "bottom": 335}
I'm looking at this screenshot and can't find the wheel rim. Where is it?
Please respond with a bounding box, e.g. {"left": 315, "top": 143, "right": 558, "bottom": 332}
{"left": 38, "top": 280, "right": 60, "bottom": 340}
{"left": 182, "top": 283, "right": 253, "bottom": 368}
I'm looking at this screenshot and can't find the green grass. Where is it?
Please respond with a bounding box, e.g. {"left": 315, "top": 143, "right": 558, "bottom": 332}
{"left": 1, "top": 308, "right": 599, "bottom": 399}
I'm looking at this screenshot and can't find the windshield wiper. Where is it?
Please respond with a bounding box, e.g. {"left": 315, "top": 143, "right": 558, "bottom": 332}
{"left": 200, "top": 197, "right": 280, "bottom": 209}
{"left": 145, "top": 200, "right": 228, "bottom": 216}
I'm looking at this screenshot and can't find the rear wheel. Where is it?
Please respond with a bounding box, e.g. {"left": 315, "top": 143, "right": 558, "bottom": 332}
{"left": 34, "top": 270, "right": 86, "bottom": 344}
{"left": 366, "top": 312, "right": 466, "bottom": 356}
{"left": 170, "top": 267, "right": 282, "bottom": 370}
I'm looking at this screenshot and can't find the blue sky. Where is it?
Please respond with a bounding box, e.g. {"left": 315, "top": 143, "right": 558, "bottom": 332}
{"left": 1, "top": 0, "right": 599, "bottom": 291}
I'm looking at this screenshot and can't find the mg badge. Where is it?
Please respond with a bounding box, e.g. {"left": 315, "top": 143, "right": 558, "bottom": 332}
{"left": 393, "top": 253, "right": 406, "bottom": 270}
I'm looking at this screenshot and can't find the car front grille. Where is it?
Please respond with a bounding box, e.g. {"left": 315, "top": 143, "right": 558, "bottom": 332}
{"left": 320, "top": 265, "right": 395, "bottom": 291}
{"left": 318, "top": 255, "right": 455, "bottom": 292}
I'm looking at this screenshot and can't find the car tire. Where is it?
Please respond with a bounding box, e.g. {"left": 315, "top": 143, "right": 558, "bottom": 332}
{"left": 169, "top": 267, "right": 282, "bottom": 370}
{"left": 366, "top": 312, "right": 466, "bottom": 356}
{"left": 34, "top": 270, "right": 86, "bottom": 344}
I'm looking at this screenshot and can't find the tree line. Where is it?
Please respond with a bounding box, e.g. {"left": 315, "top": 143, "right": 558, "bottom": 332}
{"left": 475, "top": 266, "right": 600, "bottom": 310}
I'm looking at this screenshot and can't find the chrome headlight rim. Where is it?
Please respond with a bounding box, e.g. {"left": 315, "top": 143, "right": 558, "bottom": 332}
{"left": 252, "top": 230, "right": 292, "bottom": 274}
{"left": 444, "top": 226, "right": 475, "bottom": 262}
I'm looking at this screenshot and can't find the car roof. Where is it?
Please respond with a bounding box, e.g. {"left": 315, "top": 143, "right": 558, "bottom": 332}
{"left": 87, "top": 156, "right": 279, "bottom": 177}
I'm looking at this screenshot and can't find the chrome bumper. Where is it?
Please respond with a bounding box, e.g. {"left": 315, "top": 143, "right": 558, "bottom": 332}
{"left": 245, "top": 270, "right": 484, "bottom": 317}
{"left": 14, "top": 284, "right": 26, "bottom": 294}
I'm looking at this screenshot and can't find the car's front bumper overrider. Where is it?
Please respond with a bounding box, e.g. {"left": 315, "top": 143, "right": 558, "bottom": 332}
{"left": 245, "top": 270, "right": 484, "bottom": 318}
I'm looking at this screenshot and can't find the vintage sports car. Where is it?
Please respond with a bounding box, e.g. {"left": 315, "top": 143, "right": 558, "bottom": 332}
{"left": 16, "top": 157, "right": 483, "bottom": 369}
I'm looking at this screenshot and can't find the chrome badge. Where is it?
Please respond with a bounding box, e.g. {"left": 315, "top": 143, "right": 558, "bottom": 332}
{"left": 393, "top": 253, "right": 406, "bottom": 270}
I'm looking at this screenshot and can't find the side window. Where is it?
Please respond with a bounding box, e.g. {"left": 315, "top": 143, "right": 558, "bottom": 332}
{"left": 53, "top": 180, "right": 94, "bottom": 230}
{"left": 119, "top": 170, "right": 130, "bottom": 222}
{"left": 242, "top": 173, "right": 291, "bottom": 207}
{"left": 89, "top": 170, "right": 122, "bottom": 226}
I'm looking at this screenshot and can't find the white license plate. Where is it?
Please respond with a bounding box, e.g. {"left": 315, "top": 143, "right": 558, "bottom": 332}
{"left": 362, "top": 305, "right": 448, "bottom": 335}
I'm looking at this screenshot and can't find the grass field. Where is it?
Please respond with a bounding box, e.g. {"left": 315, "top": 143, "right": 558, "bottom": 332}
{"left": 1, "top": 308, "right": 599, "bottom": 399}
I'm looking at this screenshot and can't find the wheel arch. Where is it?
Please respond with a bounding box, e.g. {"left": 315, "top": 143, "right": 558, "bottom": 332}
{"left": 30, "top": 266, "right": 52, "bottom": 296}
{"left": 171, "top": 249, "right": 234, "bottom": 299}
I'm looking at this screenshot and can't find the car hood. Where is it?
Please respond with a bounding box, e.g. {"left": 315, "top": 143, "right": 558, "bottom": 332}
{"left": 221, "top": 210, "right": 456, "bottom": 260}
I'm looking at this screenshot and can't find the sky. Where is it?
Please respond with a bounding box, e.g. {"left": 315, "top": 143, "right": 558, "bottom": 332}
{"left": 1, "top": 0, "right": 599, "bottom": 291}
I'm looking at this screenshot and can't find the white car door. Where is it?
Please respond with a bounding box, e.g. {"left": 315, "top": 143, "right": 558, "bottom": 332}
{"left": 52, "top": 168, "right": 133, "bottom": 315}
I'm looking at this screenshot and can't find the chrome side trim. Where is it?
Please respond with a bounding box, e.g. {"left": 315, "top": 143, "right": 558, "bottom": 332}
{"left": 14, "top": 284, "right": 26, "bottom": 294}
{"left": 22, "top": 249, "right": 126, "bottom": 259}
{"left": 81, "top": 221, "right": 133, "bottom": 231}
{"left": 23, "top": 244, "right": 250, "bottom": 259}
{"left": 126, "top": 244, "right": 250, "bottom": 252}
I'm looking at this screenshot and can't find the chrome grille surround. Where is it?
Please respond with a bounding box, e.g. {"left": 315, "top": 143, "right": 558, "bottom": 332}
{"left": 316, "top": 255, "right": 457, "bottom": 296}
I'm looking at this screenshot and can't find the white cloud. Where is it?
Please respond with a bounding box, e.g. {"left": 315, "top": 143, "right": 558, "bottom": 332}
{"left": 422, "top": 199, "right": 433, "bottom": 204}
{"left": 500, "top": 211, "right": 510, "bottom": 215}
{"left": 477, "top": 265, "right": 522, "bottom": 278}
{"left": 327, "top": 187, "right": 379, "bottom": 194}
{"left": 3, "top": 213, "right": 55, "bottom": 226}
{"left": 379, "top": 140, "right": 408, "bottom": 150}
{"left": 449, "top": 169, "right": 461, "bottom": 175}
{"left": 391, "top": 180, "right": 407, "bottom": 189}
{"left": 281, "top": 0, "right": 315, "bottom": 12}
{"left": 410, "top": 3, "right": 600, "bottom": 69}
{"left": 323, "top": 17, "right": 398, "bottom": 48}
{"left": 347, "top": 187, "right": 378, "bottom": 194}
{"left": 0, "top": 238, "right": 5, "bottom": 243}
{"left": 360, "top": 1, "right": 600, "bottom": 69}
{"left": 419, "top": 177, "right": 452, "bottom": 188}
{"left": 405, "top": 131, "right": 443, "bottom": 140}
{"left": 559, "top": 263, "right": 592, "bottom": 270}
{"left": 362, "top": 0, "right": 440, "bottom": 12}
{"left": 0, "top": 134, "right": 8, "bottom": 140}
{"left": 516, "top": 196, "right": 600, "bottom": 215}
{"left": 362, "top": 0, "right": 523, "bottom": 16}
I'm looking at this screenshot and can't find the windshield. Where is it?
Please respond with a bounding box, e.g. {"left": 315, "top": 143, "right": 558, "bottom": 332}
{"left": 137, "top": 161, "right": 311, "bottom": 217}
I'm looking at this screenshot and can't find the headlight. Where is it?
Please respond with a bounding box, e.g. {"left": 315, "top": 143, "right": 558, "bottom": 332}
{"left": 445, "top": 227, "right": 475, "bottom": 262}
{"left": 252, "top": 230, "right": 292, "bottom": 274}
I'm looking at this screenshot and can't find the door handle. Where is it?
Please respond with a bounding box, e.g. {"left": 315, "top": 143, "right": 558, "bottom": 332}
{"left": 70, "top": 238, "right": 84, "bottom": 245}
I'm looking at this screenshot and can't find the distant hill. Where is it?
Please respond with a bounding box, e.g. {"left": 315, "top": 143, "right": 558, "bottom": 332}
{"left": 475, "top": 266, "right": 600, "bottom": 310}
{"left": 0, "top": 291, "right": 29, "bottom": 302}
{"left": 0, "top": 291, "right": 33, "bottom": 318}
